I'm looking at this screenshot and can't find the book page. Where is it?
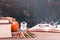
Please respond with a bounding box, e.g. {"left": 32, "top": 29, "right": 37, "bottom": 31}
{"left": 0, "top": 24, "right": 12, "bottom": 38}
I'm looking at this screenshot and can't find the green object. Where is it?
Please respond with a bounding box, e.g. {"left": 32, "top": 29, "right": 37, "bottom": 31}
{"left": 27, "top": 32, "right": 36, "bottom": 38}
{"left": 24, "top": 32, "right": 31, "bottom": 38}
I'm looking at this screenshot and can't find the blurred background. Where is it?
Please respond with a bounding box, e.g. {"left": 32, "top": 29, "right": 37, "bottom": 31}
{"left": 0, "top": 0, "right": 60, "bottom": 27}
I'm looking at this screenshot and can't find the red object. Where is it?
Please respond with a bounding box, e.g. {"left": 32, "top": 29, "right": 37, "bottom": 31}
{"left": 11, "top": 21, "right": 19, "bottom": 32}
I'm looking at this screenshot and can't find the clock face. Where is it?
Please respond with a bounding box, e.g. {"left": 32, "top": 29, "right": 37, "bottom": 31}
{"left": 20, "top": 21, "right": 27, "bottom": 30}
{"left": 21, "top": 25, "right": 27, "bottom": 30}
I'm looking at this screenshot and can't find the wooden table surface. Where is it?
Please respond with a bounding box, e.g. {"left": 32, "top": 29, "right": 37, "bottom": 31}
{"left": 0, "top": 32, "right": 60, "bottom": 40}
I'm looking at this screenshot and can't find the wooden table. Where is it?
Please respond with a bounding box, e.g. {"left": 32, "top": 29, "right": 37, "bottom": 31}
{"left": 0, "top": 32, "right": 60, "bottom": 40}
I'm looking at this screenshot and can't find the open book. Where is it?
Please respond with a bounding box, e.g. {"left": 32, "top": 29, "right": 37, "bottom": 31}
{"left": 28, "top": 24, "right": 60, "bottom": 33}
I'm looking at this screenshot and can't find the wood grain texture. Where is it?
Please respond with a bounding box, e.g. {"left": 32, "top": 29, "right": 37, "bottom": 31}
{"left": 0, "top": 32, "right": 60, "bottom": 40}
